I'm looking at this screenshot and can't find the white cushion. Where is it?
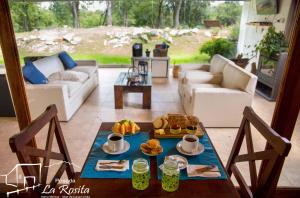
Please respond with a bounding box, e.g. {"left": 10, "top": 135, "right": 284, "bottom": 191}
{"left": 221, "top": 63, "right": 252, "bottom": 93}
{"left": 32, "top": 55, "right": 65, "bottom": 78}
{"left": 48, "top": 71, "right": 88, "bottom": 83}
{"left": 48, "top": 80, "right": 82, "bottom": 97}
{"left": 185, "top": 83, "right": 221, "bottom": 97}
{"left": 209, "top": 54, "right": 230, "bottom": 74}
{"left": 71, "top": 66, "right": 97, "bottom": 77}
{"left": 183, "top": 70, "right": 223, "bottom": 84}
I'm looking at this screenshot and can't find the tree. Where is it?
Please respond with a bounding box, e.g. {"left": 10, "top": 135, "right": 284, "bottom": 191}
{"left": 106, "top": 0, "right": 113, "bottom": 26}
{"left": 156, "top": 0, "right": 164, "bottom": 28}
{"left": 174, "top": 0, "right": 182, "bottom": 28}
{"left": 213, "top": 2, "right": 242, "bottom": 26}
{"left": 69, "top": 0, "right": 80, "bottom": 28}
{"left": 50, "top": 2, "right": 73, "bottom": 27}
{"left": 180, "top": 0, "right": 210, "bottom": 27}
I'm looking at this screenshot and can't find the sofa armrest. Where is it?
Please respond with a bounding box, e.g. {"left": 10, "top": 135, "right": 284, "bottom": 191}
{"left": 180, "top": 64, "right": 210, "bottom": 71}
{"left": 190, "top": 88, "right": 253, "bottom": 127}
{"left": 75, "top": 60, "right": 97, "bottom": 66}
{"left": 25, "top": 84, "right": 69, "bottom": 119}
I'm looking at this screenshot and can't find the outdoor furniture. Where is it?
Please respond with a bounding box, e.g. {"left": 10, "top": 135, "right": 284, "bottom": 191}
{"left": 9, "top": 105, "right": 78, "bottom": 195}
{"left": 226, "top": 106, "right": 292, "bottom": 198}
{"left": 178, "top": 54, "right": 258, "bottom": 127}
{"left": 24, "top": 55, "right": 99, "bottom": 121}
{"left": 114, "top": 72, "right": 152, "bottom": 109}
{"left": 76, "top": 122, "right": 239, "bottom": 197}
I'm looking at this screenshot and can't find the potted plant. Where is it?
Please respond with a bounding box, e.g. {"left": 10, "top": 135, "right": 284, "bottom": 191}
{"left": 255, "top": 27, "right": 287, "bottom": 76}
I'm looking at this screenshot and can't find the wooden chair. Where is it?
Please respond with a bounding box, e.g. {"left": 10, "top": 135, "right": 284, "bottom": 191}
{"left": 226, "top": 106, "right": 292, "bottom": 198}
{"left": 9, "top": 105, "right": 77, "bottom": 194}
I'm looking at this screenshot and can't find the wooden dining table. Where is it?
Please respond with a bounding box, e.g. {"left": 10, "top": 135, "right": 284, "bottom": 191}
{"left": 75, "top": 122, "right": 239, "bottom": 197}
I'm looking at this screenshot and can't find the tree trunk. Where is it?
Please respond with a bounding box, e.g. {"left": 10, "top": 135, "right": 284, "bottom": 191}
{"left": 106, "top": 0, "right": 112, "bottom": 26}
{"left": 22, "top": 3, "right": 31, "bottom": 31}
{"left": 174, "top": 0, "right": 182, "bottom": 28}
{"left": 69, "top": 0, "right": 80, "bottom": 28}
{"left": 124, "top": 11, "right": 128, "bottom": 27}
{"left": 156, "top": 0, "right": 164, "bottom": 28}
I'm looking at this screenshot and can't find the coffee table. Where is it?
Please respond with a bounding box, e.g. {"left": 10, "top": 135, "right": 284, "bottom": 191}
{"left": 114, "top": 72, "right": 152, "bottom": 109}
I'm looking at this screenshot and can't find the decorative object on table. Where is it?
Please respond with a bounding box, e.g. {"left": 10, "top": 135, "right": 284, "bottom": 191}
{"left": 160, "top": 155, "right": 188, "bottom": 170}
{"left": 137, "top": 60, "right": 148, "bottom": 76}
{"left": 230, "top": 53, "right": 249, "bottom": 69}
{"left": 161, "top": 157, "right": 180, "bottom": 192}
{"left": 127, "top": 66, "right": 140, "bottom": 84}
{"left": 172, "top": 61, "right": 180, "bottom": 78}
{"left": 132, "top": 43, "right": 143, "bottom": 57}
{"left": 140, "top": 139, "right": 163, "bottom": 156}
{"left": 95, "top": 160, "right": 129, "bottom": 172}
{"left": 153, "top": 42, "right": 169, "bottom": 57}
{"left": 102, "top": 134, "right": 130, "bottom": 155}
{"left": 153, "top": 114, "right": 204, "bottom": 138}
{"left": 132, "top": 158, "right": 150, "bottom": 190}
{"left": 112, "top": 119, "right": 140, "bottom": 135}
{"left": 255, "top": 27, "right": 288, "bottom": 101}
{"left": 187, "top": 164, "right": 221, "bottom": 178}
{"left": 145, "top": 49, "right": 150, "bottom": 57}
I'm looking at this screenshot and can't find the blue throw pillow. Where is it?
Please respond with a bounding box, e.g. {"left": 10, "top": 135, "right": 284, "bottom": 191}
{"left": 22, "top": 61, "right": 48, "bottom": 84}
{"left": 58, "top": 51, "right": 77, "bottom": 69}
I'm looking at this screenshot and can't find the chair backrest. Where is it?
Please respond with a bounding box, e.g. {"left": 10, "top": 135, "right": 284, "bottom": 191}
{"left": 226, "top": 106, "right": 291, "bottom": 198}
{"left": 9, "top": 105, "right": 75, "bottom": 190}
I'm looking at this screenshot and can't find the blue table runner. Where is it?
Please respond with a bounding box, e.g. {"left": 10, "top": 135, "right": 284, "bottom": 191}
{"left": 156, "top": 134, "right": 227, "bottom": 180}
{"left": 80, "top": 131, "right": 149, "bottom": 179}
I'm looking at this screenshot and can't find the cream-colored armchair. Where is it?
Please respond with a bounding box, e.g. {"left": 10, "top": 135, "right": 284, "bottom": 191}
{"left": 179, "top": 54, "right": 257, "bottom": 127}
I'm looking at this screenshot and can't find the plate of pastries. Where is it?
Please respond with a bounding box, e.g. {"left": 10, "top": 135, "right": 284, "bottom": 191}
{"left": 140, "top": 139, "right": 163, "bottom": 156}
{"left": 152, "top": 114, "right": 204, "bottom": 138}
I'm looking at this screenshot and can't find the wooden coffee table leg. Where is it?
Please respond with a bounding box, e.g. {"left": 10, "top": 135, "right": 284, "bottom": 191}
{"left": 114, "top": 86, "right": 123, "bottom": 109}
{"left": 143, "top": 87, "right": 151, "bottom": 109}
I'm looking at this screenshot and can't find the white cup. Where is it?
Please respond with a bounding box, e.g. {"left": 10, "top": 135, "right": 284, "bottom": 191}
{"left": 107, "top": 133, "right": 124, "bottom": 152}
{"left": 181, "top": 134, "right": 199, "bottom": 153}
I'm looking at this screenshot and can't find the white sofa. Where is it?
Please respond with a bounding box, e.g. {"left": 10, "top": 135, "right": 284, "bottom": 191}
{"left": 25, "top": 55, "right": 99, "bottom": 121}
{"left": 179, "top": 54, "right": 257, "bottom": 127}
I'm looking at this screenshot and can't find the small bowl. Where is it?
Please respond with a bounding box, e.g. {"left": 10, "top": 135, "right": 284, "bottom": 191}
{"left": 170, "top": 124, "right": 181, "bottom": 134}
{"left": 186, "top": 125, "right": 197, "bottom": 134}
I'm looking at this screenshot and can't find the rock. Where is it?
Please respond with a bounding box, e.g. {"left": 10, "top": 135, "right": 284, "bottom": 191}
{"left": 63, "top": 33, "right": 75, "bottom": 42}
{"left": 170, "top": 30, "right": 178, "bottom": 36}
{"left": 204, "top": 31, "right": 212, "bottom": 37}
{"left": 164, "top": 27, "right": 170, "bottom": 31}
{"left": 140, "top": 34, "right": 149, "bottom": 42}
{"left": 162, "top": 33, "right": 172, "bottom": 43}
{"left": 70, "top": 37, "right": 81, "bottom": 45}
{"left": 191, "top": 28, "right": 199, "bottom": 33}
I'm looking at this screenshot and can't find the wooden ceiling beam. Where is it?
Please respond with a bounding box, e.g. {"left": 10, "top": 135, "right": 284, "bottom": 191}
{"left": 0, "top": 0, "right": 38, "bottom": 152}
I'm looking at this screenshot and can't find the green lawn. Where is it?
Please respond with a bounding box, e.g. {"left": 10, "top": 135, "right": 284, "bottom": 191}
{"left": 0, "top": 53, "right": 210, "bottom": 66}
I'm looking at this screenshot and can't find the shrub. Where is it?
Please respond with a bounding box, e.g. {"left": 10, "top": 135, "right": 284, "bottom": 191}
{"left": 200, "top": 38, "right": 235, "bottom": 58}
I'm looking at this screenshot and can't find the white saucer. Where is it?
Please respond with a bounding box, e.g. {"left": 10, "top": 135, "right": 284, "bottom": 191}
{"left": 176, "top": 141, "right": 204, "bottom": 156}
{"left": 102, "top": 141, "right": 130, "bottom": 155}
{"left": 159, "top": 155, "right": 188, "bottom": 170}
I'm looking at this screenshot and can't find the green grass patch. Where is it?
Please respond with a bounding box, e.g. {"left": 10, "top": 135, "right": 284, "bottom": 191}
{"left": 71, "top": 54, "right": 131, "bottom": 65}
{"left": 170, "top": 53, "right": 210, "bottom": 64}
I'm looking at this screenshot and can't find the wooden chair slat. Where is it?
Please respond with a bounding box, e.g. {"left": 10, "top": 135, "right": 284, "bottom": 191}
{"left": 226, "top": 106, "right": 292, "bottom": 198}
{"left": 49, "top": 163, "right": 67, "bottom": 188}
{"left": 234, "top": 150, "right": 276, "bottom": 163}
{"left": 243, "top": 107, "right": 291, "bottom": 156}
{"left": 231, "top": 164, "right": 253, "bottom": 198}
{"left": 9, "top": 104, "right": 77, "bottom": 193}
{"left": 245, "top": 120, "right": 257, "bottom": 190}
{"left": 23, "top": 147, "right": 65, "bottom": 161}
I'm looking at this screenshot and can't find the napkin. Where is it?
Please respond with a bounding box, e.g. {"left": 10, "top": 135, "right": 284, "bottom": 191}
{"left": 187, "top": 164, "right": 221, "bottom": 178}
{"left": 95, "top": 160, "right": 129, "bottom": 172}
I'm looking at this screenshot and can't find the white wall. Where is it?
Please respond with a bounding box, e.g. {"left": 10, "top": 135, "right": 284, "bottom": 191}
{"left": 237, "top": 0, "right": 292, "bottom": 71}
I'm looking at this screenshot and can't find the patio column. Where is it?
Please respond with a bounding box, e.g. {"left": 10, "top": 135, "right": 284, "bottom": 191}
{"left": 0, "top": 1, "right": 37, "bottom": 149}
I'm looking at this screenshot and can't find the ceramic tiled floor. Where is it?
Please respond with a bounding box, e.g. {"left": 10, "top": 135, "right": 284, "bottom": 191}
{"left": 0, "top": 68, "right": 299, "bottom": 186}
